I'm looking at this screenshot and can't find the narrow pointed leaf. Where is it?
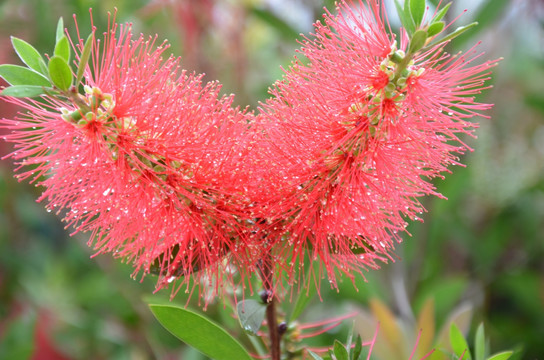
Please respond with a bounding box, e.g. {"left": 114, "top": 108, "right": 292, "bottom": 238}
{"left": 289, "top": 259, "right": 317, "bottom": 322}
{"left": 409, "top": 0, "right": 426, "bottom": 27}
{"left": 394, "top": 0, "right": 415, "bottom": 35}
{"left": 54, "top": 36, "right": 71, "bottom": 63}
{"left": 403, "top": 0, "right": 416, "bottom": 34}
{"left": 1, "top": 85, "right": 47, "bottom": 98}
{"left": 236, "top": 299, "right": 266, "bottom": 335}
{"left": 416, "top": 297, "right": 435, "bottom": 359}
{"left": 149, "top": 304, "right": 252, "bottom": 360}
{"left": 48, "top": 56, "right": 73, "bottom": 91}
{"left": 409, "top": 29, "right": 428, "bottom": 54}
{"left": 432, "top": 2, "right": 451, "bottom": 22}
{"left": 290, "top": 285, "right": 316, "bottom": 322}
{"left": 369, "top": 298, "right": 403, "bottom": 358}
{"left": 426, "top": 22, "right": 478, "bottom": 50}
{"left": 55, "top": 17, "right": 64, "bottom": 42}
{"left": 0, "top": 64, "right": 50, "bottom": 87}
{"left": 11, "top": 37, "right": 44, "bottom": 73}
{"left": 346, "top": 322, "right": 354, "bottom": 360}
{"left": 436, "top": 303, "right": 474, "bottom": 349}
{"left": 487, "top": 352, "right": 513, "bottom": 360}
{"left": 450, "top": 323, "right": 472, "bottom": 360}
{"left": 352, "top": 335, "right": 363, "bottom": 360}
{"left": 474, "top": 323, "right": 486, "bottom": 360}
{"left": 333, "top": 340, "right": 349, "bottom": 360}
{"left": 38, "top": 58, "right": 49, "bottom": 77}
{"left": 427, "top": 21, "right": 445, "bottom": 37}
{"left": 394, "top": 0, "right": 408, "bottom": 26}
{"left": 76, "top": 32, "right": 94, "bottom": 85}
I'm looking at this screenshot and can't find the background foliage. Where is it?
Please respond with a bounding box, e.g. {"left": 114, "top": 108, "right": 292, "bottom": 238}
{"left": 0, "top": 0, "right": 542, "bottom": 359}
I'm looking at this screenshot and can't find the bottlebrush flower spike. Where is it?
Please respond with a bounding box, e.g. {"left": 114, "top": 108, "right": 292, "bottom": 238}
{"left": 0, "top": 14, "right": 254, "bottom": 301}
{"left": 258, "top": 0, "right": 499, "bottom": 289}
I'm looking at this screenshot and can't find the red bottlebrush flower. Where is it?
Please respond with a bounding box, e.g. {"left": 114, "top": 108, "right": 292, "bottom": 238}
{"left": 0, "top": 15, "right": 254, "bottom": 301}
{"left": 258, "top": 0, "right": 499, "bottom": 289}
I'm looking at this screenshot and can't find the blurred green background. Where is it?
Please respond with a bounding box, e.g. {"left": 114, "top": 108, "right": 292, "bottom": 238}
{"left": 0, "top": 0, "right": 542, "bottom": 359}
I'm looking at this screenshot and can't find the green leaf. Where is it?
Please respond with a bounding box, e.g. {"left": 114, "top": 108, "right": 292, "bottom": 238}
{"left": 416, "top": 297, "right": 435, "bottom": 359}
{"left": 38, "top": 58, "right": 49, "bottom": 77}
{"left": 432, "top": 2, "right": 451, "bottom": 22}
{"left": 149, "top": 304, "right": 252, "bottom": 360}
{"left": 333, "top": 340, "right": 349, "bottom": 360}
{"left": 346, "top": 322, "right": 354, "bottom": 360}
{"left": 0, "top": 64, "right": 50, "bottom": 87}
{"left": 1, "top": 85, "right": 47, "bottom": 98}
{"left": 56, "top": 17, "right": 64, "bottom": 43}
{"left": 425, "top": 22, "right": 478, "bottom": 50}
{"left": 394, "top": 0, "right": 406, "bottom": 23}
{"left": 11, "top": 37, "right": 45, "bottom": 74}
{"left": 474, "top": 323, "right": 486, "bottom": 360}
{"left": 290, "top": 287, "right": 316, "bottom": 322}
{"left": 76, "top": 32, "right": 94, "bottom": 85}
{"left": 48, "top": 56, "right": 73, "bottom": 91}
{"left": 408, "top": 29, "right": 428, "bottom": 54}
{"left": 236, "top": 299, "right": 266, "bottom": 335}
{"left": 487, "top": 352, "right": 513, "bottom": 360}
{"left": 54, "top": 36, "right": 71, "bottom": 64}
{"left": 450, "top": 323, "right": 472, "bottom": 360}
{"left": 394, "top": 0, "right": 415, "bottom": 35}
{"left": 427, "top": 21, "right": 445, "bottom": 37}
{"left": 409, "top": 0, "right": 426, "bottom": 27}
{"left": 307, "top": 350, "right": 324, "bottom": 360}
{"left": 352, "top": 335, "right": 363, "bottom": 360}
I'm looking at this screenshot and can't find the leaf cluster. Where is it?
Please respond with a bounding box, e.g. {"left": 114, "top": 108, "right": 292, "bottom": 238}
{"left": 0, "top": 18, "right": 93, "bottom": 98}
{"left": 394, "top": 0, "right": 477, "bottom": 55}
{"left": 446, "top": 323, "right": 513, "bottom": 360}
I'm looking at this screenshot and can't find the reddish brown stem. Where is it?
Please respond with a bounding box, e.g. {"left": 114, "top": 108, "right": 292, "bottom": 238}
{"left": 266, "top": 293, "right": 280, "bottom": 360}
{"left": 261, "top": 256, "right": 281, "bottom": 360}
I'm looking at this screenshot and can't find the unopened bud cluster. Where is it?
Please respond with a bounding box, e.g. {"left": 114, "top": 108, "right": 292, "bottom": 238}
{"left": 61, "top": 85, "right": 115, "bottom": 127}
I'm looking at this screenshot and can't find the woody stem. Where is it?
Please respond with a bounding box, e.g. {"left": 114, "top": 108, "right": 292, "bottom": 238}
{"left": 262, "top": 256, "right": 281, "bottom": 360}
{"left": 266, "top": 292, "right": 280, "bottom": 360}
{"left": 391, "top": 52, "right": 414, "bottom": 85}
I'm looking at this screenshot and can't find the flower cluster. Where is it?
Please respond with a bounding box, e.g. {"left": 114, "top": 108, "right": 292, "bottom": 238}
{"left": 1, "top": 15, "right": 255, "bottom": 299}
{"left": 0, "top": 1, "right": 498, "bottom": 301}
{"left": 257, "top": 0, "right": 499, "bottom": 289}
